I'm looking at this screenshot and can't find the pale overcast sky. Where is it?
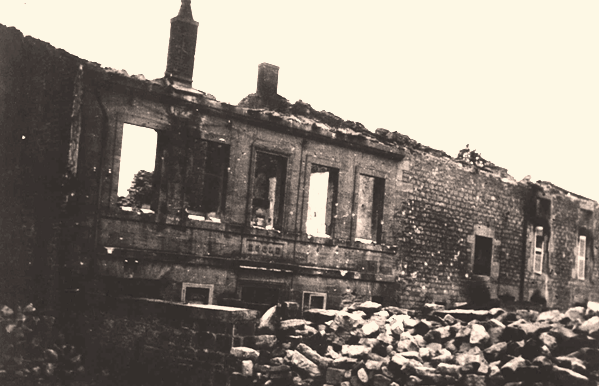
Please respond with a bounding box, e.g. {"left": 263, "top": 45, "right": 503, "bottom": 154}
{"left": 3, "top": 1, "right": 599, "bottom": 200}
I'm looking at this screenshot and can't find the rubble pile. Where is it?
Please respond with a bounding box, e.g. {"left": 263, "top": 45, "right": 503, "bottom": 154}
{"left": 0, "top": 304, "right": 84, "bottom": 381}
{"left": 229, "top": 301, "right": 599, "bottom": 386}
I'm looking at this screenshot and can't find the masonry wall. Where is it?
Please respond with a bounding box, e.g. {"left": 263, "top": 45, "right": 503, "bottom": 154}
{"left": 395, "top": 149, "right": 599, "bottom": 310}
{"left": 4, "top": 21, "right": 599, "bottom": 319}
{"left": 396, "top": 151, "right": 529, "bottom": 308}
{"left": 69, "top": 73, "right": 405, "bottom": 312}
{"left": 522, "top": 188, "right": 599, "bottom": 309}
{"left": 82, "top": 296, "right": 258, "bottom": 386}
{"left": 0, "top": 24, "right": 80, "bottom": 308}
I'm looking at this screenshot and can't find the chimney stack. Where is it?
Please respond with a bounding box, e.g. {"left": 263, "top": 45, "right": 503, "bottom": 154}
{"left": 257, "top": 63, "right": 279, "bottom": 98}
{"left": 165, "top": 0, "right": 199, "bottom": 87}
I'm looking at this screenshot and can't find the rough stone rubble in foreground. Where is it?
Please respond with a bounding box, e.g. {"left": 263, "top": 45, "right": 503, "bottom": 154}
{"left": 228, "top": 301, "right": 599, "bottom": 386}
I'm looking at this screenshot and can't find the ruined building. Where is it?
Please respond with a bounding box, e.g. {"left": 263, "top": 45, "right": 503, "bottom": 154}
{"left": 1, "top": 1, "right": 598, "bottom": 320}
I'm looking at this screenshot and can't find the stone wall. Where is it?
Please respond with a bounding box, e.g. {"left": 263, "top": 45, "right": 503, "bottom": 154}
{"left": 83, "top": 295, "right": 259, "bottom": 385}
{"left": 396, "top": 149, "right": 599, "bottom": 310}
{"left": 0, "top": 24, "right": 80, "bottom": 309}
{"left": 522, "top": 185, "right": 599, "bottom": 310}
{"left": 3, "top": 16, "right": 599, "bottom": 330}
{"left": 395, "top": 151, "right": 526, "bottom": 308}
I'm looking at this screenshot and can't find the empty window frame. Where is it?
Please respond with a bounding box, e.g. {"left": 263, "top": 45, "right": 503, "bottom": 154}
{"left": 473, "top": 236, "right": 493, "bottom": 276}
{"left": 185, "top": 139, "right": 230, "bottom": 221}
{"left": 302, "top": 292, "right": 327, "bottom": 311}
{"left": 306, "top": 164, "right": 339, "bottom": 237}
{"left": 581, "top": 209, "right": 593, "bottom": 229}
{"left": 536, "top": 198, "right": 551, "bottom": 219}
{"left": 577, "top": 235, "right": 587, "bottom": 280}
{"left": 356, "top": 174, "right": 385, "bottom": 243}
{"left": 117, "top": 124, "right": 158, "bottom": 212}
{"left": 251, "top": 152, "right": 287, "bottom": 230}
{"left": 181, "top": 283, "right": 214, "bottom": 305}
{"left": 533, "top": 226, "right": 544, "bottom": 274}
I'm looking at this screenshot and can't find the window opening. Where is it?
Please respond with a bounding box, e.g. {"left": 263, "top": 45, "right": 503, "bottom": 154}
{"left": 302, "top": 292, "right": 327, "bottom": 311}
{"left": 578, "top": 235, "right": 586, "bottom": 280}
{"left": 356, "top": 174, "right": 385, "bottom": 243}
{"left": 185, "top": 140, "right": 229, "bottom": 221}
{"left": 533, "top": 226, "right": 544, "bottom": 274}
{"left": 306, "top": 165, "right": 339, "bottom": 237}
{"left": 181, "top": 283, "right": 214, "bottom": 305}
{"left": 251, "top": 152, "right": 287, "bottom": 230}
{"left": 473, "top": 235, "right": 493, "bottom": 276}
{"left": 581, "top": 209, "right": 593, "bottom": 229}
{"left": 117, "top": 124, "right": 158, "bottom": 213}
{"left": 536, "top": 198, "right": 551, "bottom": 219}
{"left": 371, "top": 296, "right": 384, "bottom": 304}
{"left": 241, "top": 286, "right": 280, "bottom": 306}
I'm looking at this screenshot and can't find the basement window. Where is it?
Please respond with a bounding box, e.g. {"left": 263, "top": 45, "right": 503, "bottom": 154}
{"left": 473, "top": 236, "right": 493, "bottom": 276}
{"left": 533, "top": 226, "right": 544, "bottom": 274}
{"left": 251, "top": 152, "right": 287, "bottom": 230}
{"left": 302, "top": 292, "right": 327, "bottom": 311}
{"left": 181, "top": 283, "right": 214, "bottom": 305}
{"left": 306, "top": 165, "right": 339, "bottom": 237}
{"left": 577, "top": 235, "right": 587, "bottom": 280}
{"left": 117, "top": 124, "right": 158, "bottom": 213}
{"left": 185, "top": 139, "right": 229, "bottom": 221}
{"left": 356, "top": 174, "right": 385, "bottom": 243}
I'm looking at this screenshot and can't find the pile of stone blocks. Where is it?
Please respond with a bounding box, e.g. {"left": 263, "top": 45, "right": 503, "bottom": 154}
{"left": 228, "top": 300, "right": 599, "bottom": 386}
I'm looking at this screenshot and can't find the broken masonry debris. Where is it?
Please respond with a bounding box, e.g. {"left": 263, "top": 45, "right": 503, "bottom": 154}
{"left": 228, "top": 300, "right": 599, "bottom": 385}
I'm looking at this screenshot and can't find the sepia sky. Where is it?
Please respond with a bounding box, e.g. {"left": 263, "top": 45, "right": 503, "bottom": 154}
{"left": 3, "top": 0, "right": 599, "bottom": 200}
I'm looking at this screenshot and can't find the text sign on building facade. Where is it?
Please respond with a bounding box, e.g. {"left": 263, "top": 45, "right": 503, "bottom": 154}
{"left": 242, "top": 237, "right": 286, "bottom": 258}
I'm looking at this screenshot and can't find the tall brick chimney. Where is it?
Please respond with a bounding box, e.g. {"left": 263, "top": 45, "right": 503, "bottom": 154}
{"left": 257, "top": 63, "right": 279, "bottom": 98}
{"left": 165, "top": 0, "right": 199, "bottom": 87}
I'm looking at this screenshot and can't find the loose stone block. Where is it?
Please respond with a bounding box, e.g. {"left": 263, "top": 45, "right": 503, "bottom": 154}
{"left": 230, "top": 347, "right": 260, "bottom": 361}
{"left": 241, "top": 360, "right": 253, "bottom": 377}
{"left": 326, "top": 367, "right": 346, "bottom": 385}
{"left": 357, "top": 367, "right": 369, "bottom": 383}
{"left": 287, "top": 350, "right": 321, "bottom": 377}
